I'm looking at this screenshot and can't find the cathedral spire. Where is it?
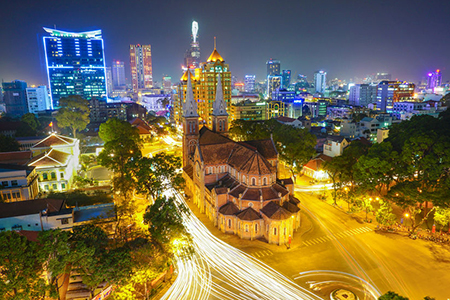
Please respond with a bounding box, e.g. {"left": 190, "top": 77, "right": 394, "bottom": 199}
{"left": 213, "top": 74, "right": 228, "bottom": 116}
{"left": 183, "top": 71, "right": 198, "bottom": 117}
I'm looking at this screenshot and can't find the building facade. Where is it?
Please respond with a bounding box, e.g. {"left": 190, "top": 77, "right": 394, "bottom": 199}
{"left": 2, "top": 80, "right": 28, "bottom": 117}
{"left": 314, "top": 70, "right": 327, "bottom": 94}
{"left": 43, "top": 27, "right": 107, "bottom": 108}
{"left": 182, "top": 76, "right": 300, "bottom": 245}
{"left": 348, "top": 84, "right": 377, "bottom": 107}
{"left": 112, "top": 60, "right": 126, "bottom": 88}
{"left": 376, "top": 81, "right": 415, "bottom": 112}
{"left": 231, "top": 100, "right": 267, "bottom": 122}
{"left": 244, "top": 75, "right": 256, "bottom": 93}
{"left": 281, "top": 70, "right": 291, "bottom": 89}
{"left": 26, "top": 86, "right": 52, "bottom": 113}
{"left": 130, "top": 44, "right": 153, "bottom": 92}
{"left": 266, "top": 59, "right": 280, "bottom": 76}
{"left": 0, "top": 164, "right": 39, "bottom": 202}
{"left": 184, "top": 21, "right": 201, "bottom": 69}
{"left": 427, "top": 70, "right": 442, "bottom": 92}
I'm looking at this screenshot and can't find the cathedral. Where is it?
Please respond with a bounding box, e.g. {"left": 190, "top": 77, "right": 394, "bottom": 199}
{"left": 182, "top": 57, "right": 301, "bottom": 245}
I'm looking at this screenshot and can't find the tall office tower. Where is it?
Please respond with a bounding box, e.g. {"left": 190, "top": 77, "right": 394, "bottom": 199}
{"left": 2, "top": 80, "right": 28, "bottom": 117}
{"left": 314, "top": 70, "right": 327, "bottom": 93}
{"left": 184, "top": 21, "right": 201, "bottom": 69}
{"left": 267, "top": 75, "right": 282, "bottom": 98}
{"left": 295, "top": 74, "right": 310, "bottom": 93}
{"left": 427, "top": 70, "right": 442, "bottom": 92}
{"left": 163, "top": 76, "right": 172, "bottom": 94}
{"left": 376, "top": 73, "right": 391, "bottom": 82}
{"left": 106, "top": 67, "right": 113, "bottom": 96}
{"left": 43, "top": 27, "right": 107, "bottom": 108}
{"left": 130, "top": 44, "right": 153, "bottom": 92}
{"left": 377, "top": 81, "right": 415, "bottom": 112}
{"left": 112, "top": 60, "right": 126, "bottom": 88}
{"left": 266, "top": 59, "right": 281, "bottom": 76}
{"left": 26, "top": 86, "right": 52, "bottom": 113}
{"left": 281, "top": 70, "right": 291, "bottom": 89}
{"left": 244, "top": 75, "right": 256, "bottom": 92}
{"left": 197, "top": 43, "right": 231, "bottom": 127}
{"left": 348, "top": 84, "right": 377, "bottom": 107}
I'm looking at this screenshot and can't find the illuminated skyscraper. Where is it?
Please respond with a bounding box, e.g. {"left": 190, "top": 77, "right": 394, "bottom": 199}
{"left": 266, "top": 59, "right": 280, "bottom": 76}
{"left": 184, "top": 21, "right": 201, "bottom": 69}
{"left": 244, "top": 75, "right": 256, "bottom": 92}
{"left": 377, "top": 81, "right": 415, "bottom": 112}
{"left": 281, "top": 70, "right": 291, "bottom": 89}
{"left": 427, "top": 70, "right": 442, "bottom": 91}
{"left": 2, "top": 80, "right": 28, "bottom": 117}
{"left": 112, "top": 60, "right": 126, "bottom": 88}
{"left": 130, "top": 44, "right": 153, "bottom": 92}
{"left": 267, "top": 76, "right": 282, "bottom": 98}
{"left": 106, "top": 67, "right": 113, "bottom": 96}
{"left": 26, "top": 86, "right": 52, "bottom": 113}
{"left": 314, "top": 70, "right": 327, "bottom": 93}
{"left": 163, "top": 76, "right": 172, "bottom": 94}
{"left": 43, "top": 27, "right": 107, "bottom": 108}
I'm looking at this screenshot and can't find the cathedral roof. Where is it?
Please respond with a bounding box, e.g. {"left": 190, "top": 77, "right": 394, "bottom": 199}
{"left": 218, "top": 201, "right": 239, "bottom": 215}
{"left": 235, "top": 207, "right": 261, "bottom": 221}
{"left": 260, "top": 201, "right": 292, "bottom": 220}
{"left": 207, "top": 48, "right": 224, "bottom": 63}
{"left": 212, "top": 74, "right": 228, "bottom": 116}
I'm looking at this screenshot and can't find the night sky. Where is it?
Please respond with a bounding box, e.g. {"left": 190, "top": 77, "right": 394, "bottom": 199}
{"left": 1, "top": 0, "right": 450, "bottom": 86}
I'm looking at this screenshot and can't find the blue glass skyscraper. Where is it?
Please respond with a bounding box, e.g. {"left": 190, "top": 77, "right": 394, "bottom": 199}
{"left": 43, "top": 27, "right": 107, "bottom": 108}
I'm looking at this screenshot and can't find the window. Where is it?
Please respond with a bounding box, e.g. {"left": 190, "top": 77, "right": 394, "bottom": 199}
{"left": 274, "top": 228, "right": 277, "bottom": 235}
{"left": 61, "top": 183, "right": 66, "bottom": 189}
{"left": 43, "top": 173, "right": 48, "bottom": 180}
{"left": 45, "top": 185, "right": 49, "bottom": 191}
{"left": 255, "top": 224, "right": 258, "bottom": 233}
{"left": 228, "top": 219, "right": 231, "bottom": 228}
{"left": 61, "top": 218, "right": 69, "bottom": 225}
{"left": 51, "top": 172, "right": 56, "bottom": 179}
{"left": 263, "top": 177, "right": 267, "bottom": 185}
{"left": 7, "top": 193, "right": 11, "bottom": 200}
{"left": 242, "top": 175, "right": 246, "bottom": 183}
{"left": 12, "top": 193, "right": 16, "bottom": 199}
{"left": 248, "top": 202, "right": 253, "bottom": 207}
{"left": 52, "top": 184, "right": 57, "bottom": 190}
{"left": 11, "top": 180, "right": 17, "bottom": 186}
{"left": 60, "top": 172, "right": 64, "bottom": 179}
{"left": 245, "top": 224, "right": 249, "bottom": 232}
{"left": 252, "top": 178, "right": 256, "bottom": 186}
{"left": 1, "top": 181, "right": 8, "bottom": 187}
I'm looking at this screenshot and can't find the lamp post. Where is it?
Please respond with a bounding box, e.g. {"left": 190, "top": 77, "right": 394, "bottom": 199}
{"left": 404, "top": 212, "right": 410, "bottom": 231}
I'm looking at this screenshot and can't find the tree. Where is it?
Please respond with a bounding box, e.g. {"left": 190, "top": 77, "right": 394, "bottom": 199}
{"left": 132, "top": 152, "right": 184, "bottom": 202}
{"left": 378, "top": 291, "right": 409, "bottom": 300}
{"left": 0, "top": 231, "right": 49, "bottom": 299}
{"left": 98, "top": 118, "right": 142, "bottom": 196}
{"left": 0, "top": 134, "right": 20, "bottom": 152}
{"left": 55, "top": 95, "right": 90, "bottom": 138}
{"left": 21, "top": 113, "right": 40, "bottom": 132}
{"left": 355, "top": 196, "right": 374, "bottom": 221}
{"left": 376, "top": 200, "right": 397, "bottom": 227}
{"left": 433, "top": 207, "right": 450, "bottom": 233}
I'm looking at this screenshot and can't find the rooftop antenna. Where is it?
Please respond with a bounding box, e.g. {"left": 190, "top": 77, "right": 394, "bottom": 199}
{"left": 214, "top": 36, "right": 216, "bottom": 49}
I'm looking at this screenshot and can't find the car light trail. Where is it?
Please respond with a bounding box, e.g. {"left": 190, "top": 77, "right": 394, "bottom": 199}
{"left": 160, "top": 188, "right": 325, "bottom": 300}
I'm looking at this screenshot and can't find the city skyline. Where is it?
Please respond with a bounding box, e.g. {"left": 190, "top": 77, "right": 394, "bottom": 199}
{"left": 1, "top": 0, "right": 450, "bottom": 86}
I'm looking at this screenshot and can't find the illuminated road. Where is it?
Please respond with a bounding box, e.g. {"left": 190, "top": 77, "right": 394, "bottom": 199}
{"left": 160, "top": 189, "right": 324, "bottom": 300}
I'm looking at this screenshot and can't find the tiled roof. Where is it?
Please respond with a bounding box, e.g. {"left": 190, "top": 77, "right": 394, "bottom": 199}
{"left": 199, "top": 127, "right": 232, "bottom": 145}
{"left": 28, "top": 149, "right": 71, "bottom": 168}
{"left": 0, "top": 198, "right": 65, "bottom": 218}
{"left": 235, "top": 207, "right": 261, "bottom": 221}
{"left": 129, "top": 118, "right": 152, "bottom": 135}
{"left": 276, "top": 116, "right": 296, "bottom": 123}
{"left": 326, "top": 136, "right": 346, "bottom": 143}
{"left": 0, "top": 151, "right": 32, "bottom": 165}
{"left": 238, "top": 139, "right": 278, "bottom": 160}
{"left": 260, "top": 201, "right": 292, "bottom": 220}
{"left": 304, "top": 154, "right": 332, "bottom": 171}
{"left": 0, "top": 163, "right": 35, "bottom": 175}
{"left": 289, "top": 195, "right": 300, "bottom": 205}
{"left": 282, "top": 201, "right": 300, "bottom": 213}
{"left": 32, "top": 134, "right": 76, "bottom": 149}
{"left": 218, "top": 202, "right": 239, "bottom": 215}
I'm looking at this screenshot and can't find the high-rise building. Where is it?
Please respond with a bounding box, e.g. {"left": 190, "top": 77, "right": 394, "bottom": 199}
{"left": 184, "top": 21, "right": 201, "bottom": 69}
{"left": 266, "top": 59, "right": 281, "bottom": 76}
{"left": 43, "top": 27, "right": 107, "bottom": 108}
{"left": 112, "top": 60, "right": 126, "bottom": 88}
{"left": 267, "top": 76, "right": 282, "bottom": 98}
{"left": 106, "top": 67, "right": 113, "bottom": 97}
{"left": 244, "top": 75, "right": 256, "bottom": 93}
{"left": 130, "top": 44, "right": 153, "bottom": 92}
{"left": 348, "top": 84, "right": 377, "bottom": 107}
{"left": 427, "top": 70, "right": 442, "bottom": 92}
{"left": 377, "top": 81, "right": 415, "bottom": 112}
{"left": 26, "top": 86, "right": 52, "bottom": 113}
{"left": 163, "top": 76, "right": 172, "bottom": 94}
{"left": 314, "top": 70, "right": 327, "bottom": 93}
{"left": 281, "top": 70, "right": 291, "bottom": 89}
{"left": 2, "top": 80, "right": 28, "bottom": 117}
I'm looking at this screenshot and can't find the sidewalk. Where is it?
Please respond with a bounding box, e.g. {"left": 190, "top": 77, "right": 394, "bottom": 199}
{"left": 184, "top": 197, "right": 315, "bottom": 254}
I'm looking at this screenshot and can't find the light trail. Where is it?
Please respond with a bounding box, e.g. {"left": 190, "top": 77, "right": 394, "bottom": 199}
{"left": 160, "top": 188, "right": 325, "bottom": 300}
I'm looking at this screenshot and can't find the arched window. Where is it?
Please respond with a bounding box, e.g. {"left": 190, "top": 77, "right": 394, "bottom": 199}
{"left": 228, "top": 219, "right": 231, "bottom": 228}
{"left": 274, "top": 228, "right": 277, "bottom": 235}
{"left": 255, "top": 224, "right": 258, "bottom": 233}
{"left": 43, "top": 173, "right": 48, "bottom": 180}
{"left": 242, "top": 175, "right": 246, "bottom": 183}
{"left": 245, "top": 224, "right": 249, "bottom": 232}
{"left": 51, "top": 172, "right": 56, "bottom": 179}
{"left": 263, "top": 177, "right": 267, "bottom": 185}
{"left": 219, "top": 120, "right": 222, "bottom": 131}
{"left": 252, "top": 177, "right": 256, "bottom": 186}
{"left": 189, "top": 122, "right": 192, "bottom": 133}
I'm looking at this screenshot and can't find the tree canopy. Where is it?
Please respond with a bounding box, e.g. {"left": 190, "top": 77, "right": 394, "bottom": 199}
{"left": 55, "top": 95, "right": 90, "bottom": 138}
{"left": 0, "top": 134, "right": 20, "bottom": 152}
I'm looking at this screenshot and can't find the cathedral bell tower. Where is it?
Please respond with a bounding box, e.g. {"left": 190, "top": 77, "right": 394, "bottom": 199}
{"left": 212, "top": 74, "right": 228, "bottom": 135}
{"left": 182, "top": 71, "right": 199, "bottom": 167}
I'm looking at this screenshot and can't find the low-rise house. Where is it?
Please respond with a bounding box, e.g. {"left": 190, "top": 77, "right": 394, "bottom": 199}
{"left": 276, "top": 116, "right": 304, "bottom": 129}
{"left": 323, "top": 136, "right": 349, "bottom": 157}
{"left": 0, "top": 164, "right": 39, "bottom": 201}
{"left": 302, "top": 154, "right": 332, "bottom": 181}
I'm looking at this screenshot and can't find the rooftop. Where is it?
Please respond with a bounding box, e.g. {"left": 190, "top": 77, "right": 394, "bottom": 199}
{"left": 0, "top": 198, "right": 65, "bottom": 219}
